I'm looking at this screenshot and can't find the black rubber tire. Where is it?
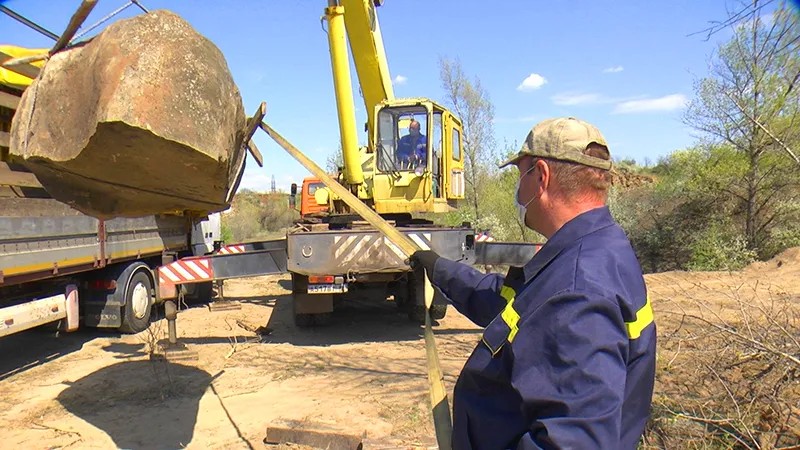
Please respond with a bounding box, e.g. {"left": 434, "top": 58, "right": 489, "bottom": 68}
{"left": 408, "top": 304, "right": 447, "bottom": 322}
{"left": 408, "top": 305, "right": 427, "bottom": 323}
{"left": 313, "top": 312, "right": 333, "bottom": 326}
{"left": 119, "top": 270, "right": 153, "bottom": 334}
{"left": 294, "top": 313, "right": 315, "bottom": 328}
{"left": 430, "top": 304, "right": 448, "bottom": 320}
{"left": 294, "top": 312, "right": 333, "bottom": 328}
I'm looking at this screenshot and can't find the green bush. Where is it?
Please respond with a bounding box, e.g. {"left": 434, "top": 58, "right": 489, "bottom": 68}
{"left": 221, "top": 222, "right": 234, "bottom": 244}
{"left": 687, "top": 221, "right": 756, "bottom": 271}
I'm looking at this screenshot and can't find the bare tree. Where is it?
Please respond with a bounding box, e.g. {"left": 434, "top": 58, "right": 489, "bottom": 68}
{"left": 683, "top": 0, "right": 800, "bottom": 255}
{"left": 438, "top": 56, "right": 497, "bottom": 223}
{"left": 688, "top": 0, "right": 779, "bottom": 40}
{"left": 325, "top": 146, "right": 344, "bottom": 175}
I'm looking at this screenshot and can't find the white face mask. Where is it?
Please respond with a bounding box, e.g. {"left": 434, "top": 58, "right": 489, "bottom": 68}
{"left": 515, "top": 166, "right": 536, "bottom": 228}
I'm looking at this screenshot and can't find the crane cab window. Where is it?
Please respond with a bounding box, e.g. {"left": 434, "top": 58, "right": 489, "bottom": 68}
{"left": 377, "top": 107, "right": 428, "bottom": 172}
{"left": 452, "top": 128, "right": 462, "bottom": 161}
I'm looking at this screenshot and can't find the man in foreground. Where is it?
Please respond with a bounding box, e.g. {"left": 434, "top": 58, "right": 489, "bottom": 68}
{"left": 411, "top": 117, "right": 657, "bottom": 449}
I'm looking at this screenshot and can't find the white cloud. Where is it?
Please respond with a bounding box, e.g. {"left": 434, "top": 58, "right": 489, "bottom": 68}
{"left": 612, "top": 94, "right": 688, "bottom": 114}
{"left": 517, "top": 73, "right": 547, "bottom": 92}
{"left": 392, "top": 75, "right": 407, "bottom": 85}
{"left": 602, "top": 65, "right": 624, "bottom": 73}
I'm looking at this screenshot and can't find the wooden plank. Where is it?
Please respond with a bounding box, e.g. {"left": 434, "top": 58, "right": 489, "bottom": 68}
{"left": 243, "top": 102, "right": 266, "bottom": 167}
{"left": 0, "top": 51, "right": 41, "bottom": 79}
{"left": 265, "top": 419, "right": 364, "bottom": 450}
{"left": 0, "top": 91, "right": 20, "bottom": 110}
{"left": 246, "top": 140, "right": 263, "bottom": 167}
{"left": 51, "top": 0, "right": 98, "bottom": 54}
{"left": 0, "top": 162, "right": 43, "bottom": 189}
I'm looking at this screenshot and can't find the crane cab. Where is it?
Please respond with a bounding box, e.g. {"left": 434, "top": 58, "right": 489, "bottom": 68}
{"left": 368, "top": 99, "right": 465, "bottom": 215}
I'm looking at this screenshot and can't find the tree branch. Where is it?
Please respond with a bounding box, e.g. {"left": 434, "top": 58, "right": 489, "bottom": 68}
{"left": 723, "top": 90, "right": 800, "bottom": 163}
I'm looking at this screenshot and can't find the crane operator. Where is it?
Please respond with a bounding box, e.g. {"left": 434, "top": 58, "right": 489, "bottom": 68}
{"left": 397, "top": 119, "right": 427, "bottom": 169}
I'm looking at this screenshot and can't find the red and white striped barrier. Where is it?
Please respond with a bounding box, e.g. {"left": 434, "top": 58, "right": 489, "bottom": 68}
{"left": 218, "top": 244, "right": 246, "bottom": 254}
{"left": 158, "top": 257, "right": 213, "bottom": 299}
{"left": 476, "top": 232, "right": 495, "bottom": 242}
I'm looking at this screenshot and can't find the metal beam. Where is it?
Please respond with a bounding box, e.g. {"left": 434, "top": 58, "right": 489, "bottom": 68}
{"left": 474, "top": 241, "right": 541, "bottom": 266}
{"left": 209, "top": 249, "right": 287, "bottom": 280}
{"left": 0, "top": 5, "right": 59, "bottom": 40}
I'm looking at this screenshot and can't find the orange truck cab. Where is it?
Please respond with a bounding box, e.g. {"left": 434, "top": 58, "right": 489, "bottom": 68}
{"left": 296, "top": 177, "right": 329, "bottom": 218}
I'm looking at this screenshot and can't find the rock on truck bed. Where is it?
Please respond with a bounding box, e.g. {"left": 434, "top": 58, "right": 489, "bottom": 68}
{"left": 9, "top": 9, "right": 247, "bottom": 219}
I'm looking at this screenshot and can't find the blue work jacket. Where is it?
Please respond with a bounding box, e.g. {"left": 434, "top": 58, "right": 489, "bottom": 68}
{"left": 431, "top": 206, "right": 656, "bottom": 449}
{"left": 398, "top": 133, "right": 427, "bottom": 161}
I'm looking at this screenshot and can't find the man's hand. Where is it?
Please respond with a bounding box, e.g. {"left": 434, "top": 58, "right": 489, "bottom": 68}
{"left": 409, "top": 250, "right": 440, "bottom": 275}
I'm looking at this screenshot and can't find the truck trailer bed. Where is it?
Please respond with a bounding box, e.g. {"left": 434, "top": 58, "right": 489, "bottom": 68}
{"left": 0, "top": 198, "right": 189, "bottom": 287}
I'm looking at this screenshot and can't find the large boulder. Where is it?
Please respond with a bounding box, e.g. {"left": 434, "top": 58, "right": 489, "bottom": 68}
{"left": 10, "top": 9, "right": 247, "bottom": 219}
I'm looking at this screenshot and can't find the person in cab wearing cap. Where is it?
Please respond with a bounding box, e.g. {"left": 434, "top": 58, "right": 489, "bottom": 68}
{"left": 410, "top": 117, "right": 656, "bottom": 449}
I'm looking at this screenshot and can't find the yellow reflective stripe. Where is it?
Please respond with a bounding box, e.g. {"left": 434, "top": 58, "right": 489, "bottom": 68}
{"left": 499, "top": 286, "right": 520, "bottom": 342}
{"left": 500, "top": 285, "right": 515, "bottom": 303}
{"left": 626, "top": 295, "right": 653, "bottom": 339}
{"left": 501, "top": 301, "right": 520, "bottom": 342}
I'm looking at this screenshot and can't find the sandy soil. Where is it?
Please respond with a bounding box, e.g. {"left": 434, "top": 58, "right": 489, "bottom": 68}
{"left": 2, "top": 248, "right": 799, "bottom": 449}
{"left": 0, "top": 275, "right": 482, "bottom": 449}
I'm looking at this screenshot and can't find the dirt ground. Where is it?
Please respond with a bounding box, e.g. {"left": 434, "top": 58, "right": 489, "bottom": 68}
{"left": 0, "top": 275, "right": 482, "bottom": 449}
{"left": 1, "top": 248, "right": 799, "bottom": 449}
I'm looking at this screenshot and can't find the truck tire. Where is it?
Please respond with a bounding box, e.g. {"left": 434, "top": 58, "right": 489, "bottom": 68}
{"left": 408, "top": 304, "right": 448, "bottom": 323}
{"left": 182, "top": 281, "right": 214, "bottom": 304}
{"left": 119, "top": 270, "right": 153, "bottom": 333}
{"left": 294, "top": 313, "right": 315, "bottom": 328}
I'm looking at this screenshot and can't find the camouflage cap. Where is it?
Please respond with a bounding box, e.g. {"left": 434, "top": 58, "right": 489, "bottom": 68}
{"left": 499, "top": 117, "right": 612, "bottom": 170}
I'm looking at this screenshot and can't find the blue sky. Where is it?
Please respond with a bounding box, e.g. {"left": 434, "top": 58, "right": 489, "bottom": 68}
{"left": 1, "top": 0, "right": 783, "bottom": 192}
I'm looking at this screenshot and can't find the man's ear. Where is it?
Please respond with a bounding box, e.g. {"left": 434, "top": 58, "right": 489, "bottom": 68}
{"left": 534, "top": 159, "right": 551, "bottom": 196}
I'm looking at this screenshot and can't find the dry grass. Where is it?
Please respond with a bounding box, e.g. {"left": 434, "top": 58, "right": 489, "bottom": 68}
{"left": 642, "top": 278, "right": 800, "bottom": 449}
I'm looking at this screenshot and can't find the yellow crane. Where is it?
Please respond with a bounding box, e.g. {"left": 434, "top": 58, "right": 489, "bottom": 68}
{"left": 308, "top": 0, "right": 466, "bottom": 217}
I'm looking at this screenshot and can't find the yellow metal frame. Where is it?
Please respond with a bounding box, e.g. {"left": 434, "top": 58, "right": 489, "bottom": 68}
{"left": 321, "top": 0, "right": 465, "bottom": 215}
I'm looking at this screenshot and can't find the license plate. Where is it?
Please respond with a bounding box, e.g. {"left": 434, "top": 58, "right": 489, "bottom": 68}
{"left": 307, "top": 284, "right": 347, "bottom": 294}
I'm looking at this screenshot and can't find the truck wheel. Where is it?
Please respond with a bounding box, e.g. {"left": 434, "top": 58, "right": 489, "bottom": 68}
{"left": 314, "top": 312, "right": 333, "bottom": 326}
{"left": 408, "top": 305, "right": 427, "bottom": 323}
{"left": 119, "top": 271, "right": 153, "bottom": 333}
{"left": 294, "top": 313, "right": 315, "bottom": 328}
{"left": 430, "top": 304, "right": 447, "bottom": 320}
{"left": 294, "top": 311, "right": 333, "bottom": 327}
{"left": 408, "top": 304, "right": 447, "bottom": 322}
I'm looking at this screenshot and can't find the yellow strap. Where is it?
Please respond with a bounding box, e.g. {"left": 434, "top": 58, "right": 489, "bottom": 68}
{"left": 262, "top": 122, "right": 452, "bottom": 450}
{"left": 626, "top": 295, "right": 653, "bottom": 339}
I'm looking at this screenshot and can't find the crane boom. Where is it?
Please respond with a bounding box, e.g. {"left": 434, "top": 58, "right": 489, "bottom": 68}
{"left": 340, "top": 0, "right": 395, "bottom": 133}
{"left": 321, "top": 0, "right": 466, "bottom": 215}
